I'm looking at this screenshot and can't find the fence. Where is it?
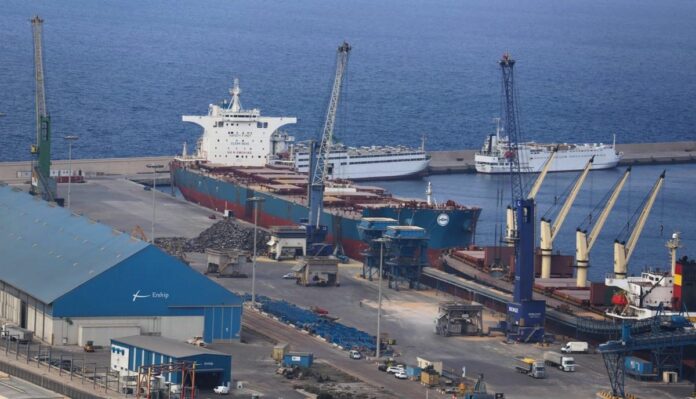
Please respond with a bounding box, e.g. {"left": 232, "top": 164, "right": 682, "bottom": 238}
{"left": 0, "top": 336, "right": 122, "bottom": 397}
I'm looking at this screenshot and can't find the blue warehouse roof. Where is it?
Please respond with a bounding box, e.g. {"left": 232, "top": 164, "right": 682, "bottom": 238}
{"left": 0, "top": 186, "right": 148, "bottom": 304}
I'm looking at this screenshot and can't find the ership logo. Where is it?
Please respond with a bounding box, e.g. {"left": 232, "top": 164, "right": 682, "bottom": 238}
{"left": 132, "top": 290, "right": 170, "bottom": 302}
{"left": 436, "top": 213, "right": 450, "bottom": 227}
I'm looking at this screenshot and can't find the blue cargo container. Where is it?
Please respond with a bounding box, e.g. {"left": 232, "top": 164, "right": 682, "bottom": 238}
{"left": 406, "top": 366, "right": 422, "bottom": 378}
{"left": 283, "top": 352, "right": 314, "bottom": 368}
{"left": 625, "top": 356, "right": 653, "bottom": 375}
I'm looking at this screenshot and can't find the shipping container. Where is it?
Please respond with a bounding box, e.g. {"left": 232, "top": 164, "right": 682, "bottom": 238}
{"left": 625, "top": 356, "right": 653, "bottom": 376}
{"left": 273, "top": 343, "right": 288, "bottom": 361}
{"left": 406, "top": 366, "right": 422, "bottom": 378}
{"left": 283, "top": 352, "right": 314, "bottom": 368}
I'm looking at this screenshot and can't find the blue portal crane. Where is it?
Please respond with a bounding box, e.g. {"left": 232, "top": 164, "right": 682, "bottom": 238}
{"left": 498, "top": 54, "right": 547, "bottom": 343}
{"left": 305, "top": 42, "right": 351, "bottom": 252}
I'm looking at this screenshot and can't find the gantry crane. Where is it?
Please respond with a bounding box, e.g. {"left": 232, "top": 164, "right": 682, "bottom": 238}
{"left": 575, "top": 167, "right": 631, "bottom": 287}
{"left": 29, "top": 16, "right": 57, "bottom": 202}
{"left": 539, "top": 157, "right": 594, "bottom": 279}
{"left": 613, "top": 171, "right": 665, "bottom": 278}
{"left": 305, "top": 42, "right": 351, "bottom": 249}
{"left": 499, "top": 53, "right": 546, "bottom": 343}
{"left": 504, "top": 148, "right": 557, "bottom": 245}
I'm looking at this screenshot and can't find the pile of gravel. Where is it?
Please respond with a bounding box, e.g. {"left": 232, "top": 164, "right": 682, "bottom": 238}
{"left": 155, "top": 219, "right": 269, "bottom": 258}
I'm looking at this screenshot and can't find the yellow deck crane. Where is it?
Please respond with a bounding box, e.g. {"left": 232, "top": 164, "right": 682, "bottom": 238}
{"left": 575, "top": 167, "right": 631, "bottom": 287}
{"left": 613, "top": 171, "right": 665, "bottom": 279}
{"left": 539, "top": 157, "right": 594, "bottom": 279}
{"left": 503, "top": 148, "right": 558, "bottom": 245}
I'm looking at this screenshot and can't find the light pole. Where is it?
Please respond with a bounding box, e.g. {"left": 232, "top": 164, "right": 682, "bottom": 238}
{"left": 248, "top": 196, "right": 265, "bottom": 308}
{"left": 63, "top": 135, "right": 78, "bottom": 209}
{"left": 146, "top": 164, "right": 164, "bottom": 243}
{"left": 374, "top": 237, "right": 388, "bottom": 359}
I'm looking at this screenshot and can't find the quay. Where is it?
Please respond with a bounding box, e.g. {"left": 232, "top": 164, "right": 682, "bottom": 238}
{"left": 0, "top": 141, "right": 694, "bottom": 183}
{"left": 428, "top": 141, "right": 696, "bottom": 174}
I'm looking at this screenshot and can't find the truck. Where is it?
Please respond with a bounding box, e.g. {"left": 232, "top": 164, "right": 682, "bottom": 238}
{"left": 514, "top": 358, "right": 546, "bottom": 378}
{"left": 543, "top": 351, "right": 575, "bottom": 372}
{"left": 1, "top": 324, "right": 33, "bottom": 344}
{"left": 561, "top": 341, "right": 589, "bottom": 354}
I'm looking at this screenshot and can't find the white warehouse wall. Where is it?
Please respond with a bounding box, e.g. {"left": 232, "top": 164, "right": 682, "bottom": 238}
{"left": 52, "top": 316, "right": 204, "bottom": 346}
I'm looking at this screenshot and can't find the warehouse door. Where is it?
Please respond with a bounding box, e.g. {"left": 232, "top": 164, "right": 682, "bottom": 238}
{"left": 203, "top": 306, "right": 239, "bottom": 342}
{"left": 19, "top": 301, "right": 27, "bottom": 329}
{"left": 194, "top": 370, "right": 222, "bottom": 390}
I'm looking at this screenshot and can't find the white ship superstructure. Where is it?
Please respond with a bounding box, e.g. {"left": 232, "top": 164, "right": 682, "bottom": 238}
{"left": 181, "top": 79, "right": 296, "bottom": 167}
{"left": 292, "top": 143, "right": 430, "bottom": 180}
{"left": 475, "top": 121, "right": 622, "bottom": 173}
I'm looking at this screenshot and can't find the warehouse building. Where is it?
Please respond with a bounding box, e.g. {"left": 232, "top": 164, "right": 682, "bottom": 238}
{"left": 111, "top": 335, "right": 232, "bottom": 389}
{"left": 0, "top": 186, "right": 243, "bottom": 346}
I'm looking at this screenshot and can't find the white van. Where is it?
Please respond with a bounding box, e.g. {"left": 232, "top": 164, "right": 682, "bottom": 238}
{"left": 561, "top": 341, "right": 589, "bottom": 354}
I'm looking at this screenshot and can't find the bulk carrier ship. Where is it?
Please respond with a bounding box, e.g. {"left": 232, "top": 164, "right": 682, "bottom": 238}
{"left": 170, "top": 80, "right": 481, "bottom": 263}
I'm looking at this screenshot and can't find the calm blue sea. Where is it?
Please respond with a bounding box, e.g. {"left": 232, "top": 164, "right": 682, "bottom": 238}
{"left": 2, "top": 0, "right": 696, "bottom": 278}
{"left": 2, "top": 0, "right": 696, "bottom": 161}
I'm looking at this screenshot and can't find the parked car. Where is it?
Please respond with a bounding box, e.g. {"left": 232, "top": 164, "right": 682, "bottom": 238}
{"left": 349, "top": 350, "right": 362, "bottom": 360}
{"left": 394, "top": 370, "right": 408, "bottom": 379}
{"left": 282, "top": 272, "right": 296, "bottom": 279}
{"left": 377, "top": 363, "right": 388, "bottom": 372}
{"left": 213, "top": 384, "right": 230, "bottom": 395}
{"left": 386, "top": 365, "right": 405, "bottom": 374}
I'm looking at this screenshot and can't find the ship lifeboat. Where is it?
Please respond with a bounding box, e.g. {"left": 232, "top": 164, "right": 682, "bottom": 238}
{"left": 611, "top": 292, "right": 629, "bottom": 306}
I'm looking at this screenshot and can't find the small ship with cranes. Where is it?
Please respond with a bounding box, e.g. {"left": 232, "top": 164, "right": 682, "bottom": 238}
{"left": 171, "top": 42, "right": 480, "bottom": 264}
{"left": 434, "top": 54, "right": 696, "bottom": 344}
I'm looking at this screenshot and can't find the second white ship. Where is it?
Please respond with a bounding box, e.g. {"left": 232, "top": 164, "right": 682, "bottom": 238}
{"left": 475, "top": 120, "right": 622, "bottom": 173}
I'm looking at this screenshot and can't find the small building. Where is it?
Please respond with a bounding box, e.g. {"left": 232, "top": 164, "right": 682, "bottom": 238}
{"left": 282, "top": 352, "right": 314, "bottom": 368}
{"left": 293, "top": 256, "right": 339, "bottom": 286}
{"left": 111, "top": 335, "right": 232, "bottom": 389}
{"left": 0, "top": 186, "right": 243, "bottom": 346}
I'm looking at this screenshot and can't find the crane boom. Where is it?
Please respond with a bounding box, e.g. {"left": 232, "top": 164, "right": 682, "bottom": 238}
{"left": 505, "top": 149, "right": 557, "bottom": 245}
{"left": 527, "top": 148, "right": 558, "bottom": 200}
{"left": 587, "top": 167, "right": 631, "bottom": 251}
{"left": 312, "top": 41, "right": 351, "bottom": 189}
{"left": 499, "top": 54, "right": 524, "bottom": 203}
{"left": 551, "top": 157, "right": 593, "bottom": 242}
{"left": 29, "top": 15, "right": 56, "bottom": 202}
{"left": 575, "top": 167, "right": 631, "bottom": 287}
{"left": 540, "top": 157, "right": 593, "bottom": 279}
{"left": 613, "top": 171, "right": 665, "bottom": 278}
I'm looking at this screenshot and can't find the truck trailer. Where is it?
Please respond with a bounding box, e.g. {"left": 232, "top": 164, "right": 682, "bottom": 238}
{"left": 543, "top": 351, "right": 575, "bottom": 372}
{"left": 561, "top": 341, "right": 589, "bottom": 354}
{"left": 514, "top": 358, "right": 546, "bottom": 378}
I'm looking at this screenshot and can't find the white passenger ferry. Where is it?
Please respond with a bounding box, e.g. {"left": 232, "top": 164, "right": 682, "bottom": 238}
{"left": 182, "top": 79, "right": 430, "bottom": 180}
{"left": 475, "top": 120, "right": 622, "bottom": 173}
{"left": 290, "top": 142, "right": 430, "bottom": 181}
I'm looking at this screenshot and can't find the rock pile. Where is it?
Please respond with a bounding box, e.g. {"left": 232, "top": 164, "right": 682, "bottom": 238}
{"left": 155, "top": 219, "right": 270, "bottom": 258}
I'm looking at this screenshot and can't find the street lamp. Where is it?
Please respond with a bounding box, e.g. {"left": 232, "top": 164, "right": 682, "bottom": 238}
{"left": 63, "top": 135, "right": 79, "bottom": 209}
{"left": 373, "top": 237, "right": 388, "bottom": 359}
{"left": 248, "top": 196, "right": 265, "bottom": 308}
{"left": 146, "top": 164, "right": 164, "bottom": 243}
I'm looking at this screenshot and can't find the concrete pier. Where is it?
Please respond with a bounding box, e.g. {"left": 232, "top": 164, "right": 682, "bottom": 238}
{"left": 428, "top": 141, "right": 696, "bottom": 174}
{"left": 0, "top": 141, "right": 694, "bottom": 183}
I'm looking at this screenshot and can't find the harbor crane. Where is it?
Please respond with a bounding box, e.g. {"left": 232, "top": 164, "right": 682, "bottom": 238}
{"left": 504, "top": 148, "right": 557, "bottom": 245}
{"left": 499, "top": 53, "right": 546, "bottom": 343}
{"left": 575, "top": 167, "right": 631, "bottom": 287}
{"left": 30, "top": 16, "right": 58, "bottom": 202}
{"left": 539, "top": 157, "right": 594, "bottom": 278}
{"left": 613, "top": 171, "right": 666, "bottom": 279}
{"left": 305, "top": 41, "right": 351, "bottom": 249}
